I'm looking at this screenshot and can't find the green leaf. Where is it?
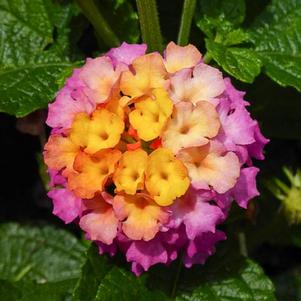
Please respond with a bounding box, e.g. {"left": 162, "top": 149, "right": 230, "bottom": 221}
{"left": 0, "top": 279, "right": 20, "bottom": 301}
{"left": 249, "top": 0, "right": 301, "bottom": 92}
{"left": 197, "top": 0, "right": 301, "bottom": 89}
{"left": 200, "top": 0, "right": 246, "bottom": 25}
{"left": 73, "top": 245, "right": 168, "bottom": 301}
{"left": 195, "top": 0, "right": 246, "bottom": 38}
{"left": 21, "top": 279, "right": 76, "bottom": 301}
{"left": 205, "top": 39, "right": 262, "bottom": 83}
{"left": 0, "top": 0, "right": 77, "bottom": 117}
{"left": 94, "top": 267, "right": 168, "bottom": 301}
{"left": 0, "top": 223, "right": 86, "bottom": 282}
{"left": 72, "top": 244, "right": 114, "bottom": 301}
{"left": 174, "top": 258, "right": 276, "bottom": 301}
{"left": 0, "top": 278, "right": 77, "bottom": 301}
{"left": 72, "top": 245, "right": 275, "bottom": 301}
{"left": 0, "top": 53, "right": 77, "bottom": 117}
{"left": 195, "top": 0, "right": 261, "bottom": 83}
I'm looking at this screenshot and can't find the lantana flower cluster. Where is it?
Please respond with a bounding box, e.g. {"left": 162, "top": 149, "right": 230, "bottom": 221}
{"left": 44, "top": 42, "right": 268, "bottom": 275}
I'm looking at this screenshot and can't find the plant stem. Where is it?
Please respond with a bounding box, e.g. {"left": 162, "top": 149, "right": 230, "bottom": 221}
{"left": 177, "top": 0, "right": 197, "bottom": 45}
{"left": 171, "top": 255, "right": 183, "bottom": 298}
{"left": 136, "top": 0, "right": 163, "bottom": 52}
{"left": 203, "top": 52, "right": 212, "bottom": 64}
{"left": 238, "top": 231, "right": 248, "bottom": 257}
{"left": 76, "top": 0, "right": 120, "bottom": 48}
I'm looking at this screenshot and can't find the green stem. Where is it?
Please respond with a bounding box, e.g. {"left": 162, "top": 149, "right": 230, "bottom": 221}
{"left": 136, "top": 0, "right": 163, "bottom": 52}
{"left": 203, "top": 52, "right": 212, "bottom": 64}
{"left": 171, "top": 255, "right": 183, "bottom": 299}
{"left": 238, "top": 231, "right": 248, "bottom": 257}
{"left": 177, "top": 0, "right": 197, "bottom": 45}
{"left": 76, "top": 0, "right": 120, "bottom": 48}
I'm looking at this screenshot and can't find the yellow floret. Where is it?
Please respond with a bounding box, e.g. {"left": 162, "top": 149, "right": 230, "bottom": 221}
{"left": 145, "top": 148, "right": 190, "bottom": 206}
{"left": 113, "top": 149, "right": 148, "bottom": 195}
{"left": 70, "top": 112, "right": 90, "bottom": 147}
{"left": 70, "top": 109, "right": 124, "bottom": 154}
{"left": 129, "top": 88, "right": 173, "bottom": 141}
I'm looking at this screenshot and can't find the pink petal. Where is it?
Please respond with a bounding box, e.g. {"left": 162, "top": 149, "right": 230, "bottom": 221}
{"left": 46, "top": 86, "right": 95, "bottom": 130}
{"left": 126, "top": 239, "right": 168, "bottom": 273}
{"left": 106, "top": 42, "right": 147, "bottom": 66}
{"left": 172, "top": 189, "right": 224, "bottom": 239}
{"left": 232, "top": 167, "right": 260, "bottom": 208}
{"left": 217, "top": 99, "right": 256, "bottom": 146}
{"left": 184, "top": 231, "right": 226, "bottom": 267}
{"left": 223, "top": 77, "right": 249, "bottom": 107}
{"left": 48, "top": 169, "right": 66, "bottom": 187}
{"left": 48, "top": 188, "right": 82, "bottom": 224}
{"left": 79, "top": 56, "right": 126, "bottom": 104}
{"left": 247, "top": 123, "right": 269, "bottom": 160}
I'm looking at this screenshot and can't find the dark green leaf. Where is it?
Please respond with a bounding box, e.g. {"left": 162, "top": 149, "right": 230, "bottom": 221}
{"left": 0, "top": 279, "right": 20, "bottom": 301}
{"left": 0, "top": 278, "right": 76, "bottom": 301}
{"left": 195, "top": 0, "right": 261, "bottom": 83}
{"left": 199, "top": 0, "right": 246, "bottom": 25}
{"left": 0, "top": 223, "right": 85, "bottom": 282}
{"left": 195, "top": 0, "right": 246, "bottom": 38}
{"left": 249, "top": 0, "right": 301, "bottom": 92}
{"left": 0, "top": 0, "right": 77, "bottom": 117}
{"left": 0, "top": 53, "right": 76, "bottom": 117}
{"left": 72, "top": 244, "right": 113, "bottom": 301}
{"left": 196, "top": 0, "right": 301, "bottom": 89}
{"left": 206, "top": 39, "right": 262, "bottom": 83}
{"left": 175, "top": 258, "right": 276, "bottom": 301}
{"left": 73, "top": 245, "right": 168, "bottom": 301}
{"left": 20, "top": 279, "right": 76, "bottom": 301}
{"left": 94, "top": 267, "right": 168, "bottom": 301}
{"left": 222, "top": 28, "right": 249, "bottom": 46}
{"left": 72, "top": 245, "right": 275, "bottom": 301}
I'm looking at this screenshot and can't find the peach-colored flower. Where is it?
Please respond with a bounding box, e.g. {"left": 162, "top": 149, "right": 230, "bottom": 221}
{"left": 120, "top": 53, "right": 168, "bottom": 99}
{"left": 162, "top": 101, "right": 220, "bottom": 154}
{"left": 80, "top": 194, "right": 118, "bottom": 244}
{"left": 177, "top": 142, "right": 240, "bottom": 193}
{"left": 170, "top": 63, "right": 225, "bottom": 106}
{"left": 113, "top": 193, "right": 169, "bottom": 241}
{"left": 164, "top": 42, "right": 202, "bottom": 73}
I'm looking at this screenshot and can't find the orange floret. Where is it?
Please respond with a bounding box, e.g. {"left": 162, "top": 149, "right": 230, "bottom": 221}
{"left": 67, "top": 149, "right": 121, "bottom": 199}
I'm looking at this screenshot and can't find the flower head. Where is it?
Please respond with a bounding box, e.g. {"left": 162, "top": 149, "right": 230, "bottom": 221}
{"left": 44, "top": 42, "right": 268, "bottom": 275}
